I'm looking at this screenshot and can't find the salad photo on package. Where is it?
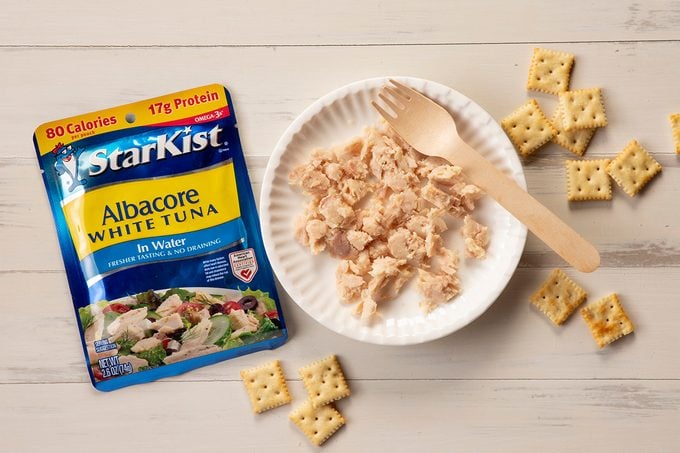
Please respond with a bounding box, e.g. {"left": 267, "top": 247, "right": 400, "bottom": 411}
{"left": 80, "top": 287, "right": 283, "bottom": 379}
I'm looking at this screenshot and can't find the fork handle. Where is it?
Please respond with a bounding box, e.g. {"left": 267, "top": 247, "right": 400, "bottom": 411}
{"left": 447, "top": 140, "right": 600, "bottom": 273}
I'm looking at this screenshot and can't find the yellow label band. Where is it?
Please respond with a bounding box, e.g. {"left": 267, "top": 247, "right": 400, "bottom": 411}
{"left": 62, "top": 162, "right": 240, "bottom": 259}
{"left": 35, "top": 84, "right": 228, "bottom": 155}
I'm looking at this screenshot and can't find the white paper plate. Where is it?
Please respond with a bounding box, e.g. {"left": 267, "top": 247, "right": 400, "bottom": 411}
{"left": 260, "top": 77, "right": 527, "bottom": 345}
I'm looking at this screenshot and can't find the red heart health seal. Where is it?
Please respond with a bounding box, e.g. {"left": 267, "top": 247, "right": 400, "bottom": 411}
{"left": 229, "top": 248, "right": 258, "bottom": 283}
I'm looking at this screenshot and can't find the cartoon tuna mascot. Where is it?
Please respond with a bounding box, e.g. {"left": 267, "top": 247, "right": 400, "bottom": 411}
{"left": 52, "top": 142, "right": 85, "bottom": 192}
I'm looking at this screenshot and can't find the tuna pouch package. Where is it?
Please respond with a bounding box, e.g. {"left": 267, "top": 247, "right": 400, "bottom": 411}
{"left": 33, "top": 84, "right": 287, "bottom": 391}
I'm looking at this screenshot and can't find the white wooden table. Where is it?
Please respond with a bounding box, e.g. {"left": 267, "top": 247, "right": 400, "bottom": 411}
{"left": 2, "top": 2, "right": 679, "bottom": 451}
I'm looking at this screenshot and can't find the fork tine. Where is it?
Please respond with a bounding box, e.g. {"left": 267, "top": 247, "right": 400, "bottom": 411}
{"left": 384, "top": 85, "right": 410, "bottom": 103}
{"left": 388, "top": 79, "right": 417, "bottom": 98}
{"left": 378, "top": 91, "right": 403, "bottom": 115}
{"left": 371, "top": 101, "right": 397, "bottom": 124}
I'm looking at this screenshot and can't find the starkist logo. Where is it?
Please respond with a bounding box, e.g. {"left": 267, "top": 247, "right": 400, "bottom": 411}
{"left": 88, "top": 125, "right": 223, "bottom": 176}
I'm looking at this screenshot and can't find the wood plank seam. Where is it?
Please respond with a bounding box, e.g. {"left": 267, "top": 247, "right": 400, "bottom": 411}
{"left": 3, "top": 38, "right": 680, "bottom": 48}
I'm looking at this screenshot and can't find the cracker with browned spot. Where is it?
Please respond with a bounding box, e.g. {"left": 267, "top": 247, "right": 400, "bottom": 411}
{"left": 240, "top": 360, "right": 292, "bottom": 414}
{"left": 501, "top": 99, "right": 556, "bottom": 156}
{"left": 581, "top": 293, "right": 634, "bottom": 348}
{"left": 526, "top": 48, "right": 575, "bottom": 95}
{"left": 606, "top": 139, "right": 662, "bottom": 197}
{"left": 565, "top": 159, "right": 612, "bottom": 201}
{"left": 558, "top": 88, "right": 608, "bottom": 131}
{"left": 530, "top": 268, "right": 587, "bottom": 325}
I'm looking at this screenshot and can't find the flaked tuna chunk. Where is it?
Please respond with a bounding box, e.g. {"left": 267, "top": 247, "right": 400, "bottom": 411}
{"left": 428, "top": 208, "right": 449, "bottom": 233}
{"left": 422, "top": 182, "right": 454, "bottom": 211}
{"left": 367, "top": 257, "right": 411, "bottom": 302}
{"left": 415, "top": 155, "right": 449, "bottom": 179}
{"left": 416, "top": 268, "right": 460, "bottom": 313}
{"left": 288, "top": 166, "right": 330, "bottom": 199}
{"left": 424, "top": 234, "right": 443, "bottom": 258}
{"left": 383, "top": 135, "right": 419, "bottom": 176}
{"left": 340, "top": 157, "right": 369, "bottom": 179}
{"left": 387, "top": 228, "right": 427, "bottom": 266}
{"left": 367, "top": 240, "right": 390, "bottom": 260}
{"left": 324, "top": 162, "right": 343, "bottom": 181}
{"left": 346, "top": 230, "right": 372, "bottom": 252}
{"left": 336, "top": 260, "right": 367, "bottom": 302}
{"left": 417, "top": 247, "right": 460, "bottom": 312}
{"left": 454, "top": 183, "right": 481, "bottom": 210}
{"left": 423, "top": 164, "right": 482, "bottom": 217}
{"left": 353, "top": 290, "right": 377, "bottom": 322}
{"left": 149, "top": 312, "right": 184, "bottom": 334}
{"left": 351, "top": 250, "right": 372, "bottom": 274}
{"left": 338, "top": 178, "right": 371, "bottom": 205}
{"left": 368, "top": 135, "right": 417, "bottom": 188}
{"left": 305, "top": 219, "right": 328, "bottom": 254}
{"left": 405, "top": 215, "right": 429, "bottom": 238}
{"left": 360, "top": 210, "right": 386, "bottom": 237}
{"left": 424, "top": 211, "right": 446, "bottom": 258}
{"left": 369, "top": 141, "right": 395, "bottom": 180}
{"left": 445, "top": 181, "right": 481, "bottom": 214}
{"left": 462, "top": 215, "right": 489, "bottom": 259}
{"left": 423, "top": 181, "right": 481, "bottom": 218}
{"left": 428, "top": 165, "right": 464, "bottom": 186}
{"left": 382, "top": 190, "right": 418, "bottom": 227}
{"left": 360, "top": 126, "right": 383, "bottom": 160}
{"left": 294, "top": 202, "right": 324, "bottom": 249}
{"left": 368, "top": 256, "right": 405, "bottom": 281}
{"left": 435, "top": 247, "right": 460, "bottom": 276}
{"left": 407, "top": 209, "right": 448, "bottom": 239}
{"left": 318, "top": 193, "right": 354, "bottom": 228}
{"left": 383, "top": 170, "right": 412, "bottom": 192}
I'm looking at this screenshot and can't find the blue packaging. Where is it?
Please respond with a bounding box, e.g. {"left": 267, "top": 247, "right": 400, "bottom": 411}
{"left": 33, "top": 84, "right": 287, "bottom": 391}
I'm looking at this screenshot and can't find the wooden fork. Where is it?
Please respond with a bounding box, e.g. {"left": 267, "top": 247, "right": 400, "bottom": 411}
{"left": 372, "top": 79, "right": 600, "bottom": 273}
